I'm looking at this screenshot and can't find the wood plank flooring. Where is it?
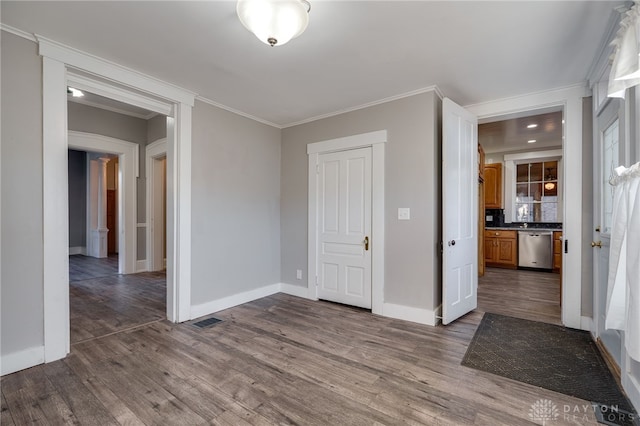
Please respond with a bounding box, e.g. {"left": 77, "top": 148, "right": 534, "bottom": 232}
{"left": 69, "top": 255, "right": 166, "bottom": 344}
{"left": 2, "top": 292, "right": 598, "bottom": 425}
{"left": 478, "top": 267, "right": 561, "bottom": 325}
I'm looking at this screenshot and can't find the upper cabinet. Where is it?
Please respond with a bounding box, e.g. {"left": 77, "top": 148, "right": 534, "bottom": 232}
{"left": 484, "top": 163, "right": 502, "bottom": 208}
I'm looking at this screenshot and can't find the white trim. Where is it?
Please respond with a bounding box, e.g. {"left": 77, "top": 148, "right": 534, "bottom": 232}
{"left": 0, "top": 24, "right": 37, "bottom": 42}
{"left": 190, "top": 284, "right": 281, "bottom": 320}
{"left": 136, "top": 260, "right": 148, "bottom": 273}
{"left": 196, "top": 96, "right": 280, "bottom": 129}
{"left": 1, "top": 346, "right": 45, "bottom": 376}
{"left": 581, "top": 315, "right": 594, "bottom": 333}
{"left": 68, "top": 131, "right": 138, "bottom": 275}
{"left": 146, "top": 138, "right": 168, "bottom": 273}
{"left": 503, "top": 149, "right": 563, "bottom": 162}
{"left": 40, "top": 36, "right": 194, "bottom": 370}
{"left": 307, "top": 130, "right": 386, "bottom": 316}
{"left": 42, "top": 57, "right": 70, "bottom": 363}
{"left": 37, "top": 36, "right": 195, "bottom": 106}
{"left": 68, "top": 246, "right": 86, "bottom": 256}
{"left": 279, "top": 283, "right": 316, "bottom": 300}
{"left": 67, "top": 72, "right": 172, "bottom": 117}
{"left": 465, "top": 85, "right": 586, "bottom": 330}
{"left": 68, "top": 96, "right": 158, "bottom": 120}
{"left": 381, "top": 303, "right": 440, "bottom": 326}
{"left": 307, "top": 130, "right": 388, "bottom": 154}
{"left": 285, "top": 86, "right": 444, "bottom": 128}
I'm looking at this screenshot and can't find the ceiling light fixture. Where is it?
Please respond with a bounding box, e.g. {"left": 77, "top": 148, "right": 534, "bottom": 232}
{"left": 528, "top": 139, "right": 537, "bottom": 144}
{"left": 67, "top": 87, "right": 84, "bottom": 97}
{"left": 544, "top": 182, "right": 556, "bottom": 190}
{"left": 527, "top": 124, "right": 538, "bottom": 129}
{"left": 237, "top": 0, "right": 311, "bottom": 47}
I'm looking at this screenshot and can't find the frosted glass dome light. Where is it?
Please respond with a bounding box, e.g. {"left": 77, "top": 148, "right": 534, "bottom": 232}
{"left": 237, "top": 0, "right": 311, "bottom": 47}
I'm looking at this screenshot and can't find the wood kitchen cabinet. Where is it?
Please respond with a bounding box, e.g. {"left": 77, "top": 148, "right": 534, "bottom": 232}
{"left": 553, "top": 231, "right": 562, "bottom": 273}
{"left": 484, "top": 229, "right": 517, "bottom": 268}
{"left": 484, "top": 163, "right": 502, "bottom": 209}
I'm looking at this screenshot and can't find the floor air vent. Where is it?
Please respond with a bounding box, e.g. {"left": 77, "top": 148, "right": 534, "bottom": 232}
{"left": 192, "top": 317, "right": 223, "bottom": 328}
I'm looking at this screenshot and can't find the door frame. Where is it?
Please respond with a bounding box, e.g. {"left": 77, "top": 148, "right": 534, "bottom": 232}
{"left": 307, "top": 130, "right": 386, "bottom": 315}
{"left": 467, "top": 84, "right": 587, "bottom": 330}
{"left": 146, "top": 138, "right": 167, "bottom": 272}
{"left": 68, "top": 131, "right": 138, "bottom": 274}
{"left": 39, "top": 36, "right": 195, "bottom": 363}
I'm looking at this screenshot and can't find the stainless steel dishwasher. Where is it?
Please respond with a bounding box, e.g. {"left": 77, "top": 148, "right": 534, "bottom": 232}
{"left": 518, "top": 231, "right": 553, "bottom": 270}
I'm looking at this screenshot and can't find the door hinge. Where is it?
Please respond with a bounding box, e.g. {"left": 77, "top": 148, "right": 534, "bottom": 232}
{"left": 564, "top": 239, "right": 569, "bottom": 254}
{"left": 316, "top": 164, "right": 320, "bottom": 174}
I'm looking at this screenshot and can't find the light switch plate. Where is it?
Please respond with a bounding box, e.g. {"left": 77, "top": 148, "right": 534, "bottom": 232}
{"left": 398, "top": 208, "right": 410, "bottom": 220}
{"left": 296, "top": 269, "right": 302, "bottom": 280}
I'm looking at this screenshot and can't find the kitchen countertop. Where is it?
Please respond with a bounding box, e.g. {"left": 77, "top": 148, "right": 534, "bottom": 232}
{"left": 486, "top": 226, "right": 562, "bottom": 232}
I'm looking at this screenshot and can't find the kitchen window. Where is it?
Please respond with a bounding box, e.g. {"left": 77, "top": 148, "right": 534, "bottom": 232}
{"left": 515, "top": 161, "right": 558, "bottom": 222}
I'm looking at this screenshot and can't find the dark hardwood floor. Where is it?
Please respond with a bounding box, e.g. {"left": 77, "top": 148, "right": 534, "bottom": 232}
{"left": 69, "top": 255, "right": 166, "bottom": 344}
{"left": 478, "top": 267, "right": 562, "bottom": 325}
{"left": 2, "top": 291, "right": 597, "bottom": 425}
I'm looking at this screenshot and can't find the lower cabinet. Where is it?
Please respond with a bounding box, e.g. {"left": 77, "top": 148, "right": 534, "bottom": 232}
{"left": 553, "top": 231, "right": 562, "bottom": 273}
{"left": 484, "top": 230, "right": 518, "bottom": 269}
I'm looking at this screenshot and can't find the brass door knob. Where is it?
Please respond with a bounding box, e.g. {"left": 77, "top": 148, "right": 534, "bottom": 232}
{"left": 591, "top": 241, "right": 602, "bottom": 248}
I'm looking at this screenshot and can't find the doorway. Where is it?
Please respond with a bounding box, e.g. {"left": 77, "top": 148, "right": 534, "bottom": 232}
{"left": 307, "top": 130, "right": 386, "bottom": 315}
{"left": 477, "top": 109, "right": 564, "bottom": 325}
{"left": 41, "top": 40, "right": 194, "bottom": 362}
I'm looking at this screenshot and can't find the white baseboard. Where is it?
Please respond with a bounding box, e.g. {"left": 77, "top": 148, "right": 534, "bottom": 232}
{"left": 190, "top": 283, "right": 281, "bottom": 320}
{"left": 382, "top": 302, "right": 440, "bottom": 326}
{"left": 581, "top": 315, "right": 594, "bottom": 333}
{"left": 1, "top": 346, "right": 45, "bottom": 376}
{"left": 69, "top": 246, "right": 86, "bottom": 255}
{"left": 279, "top": 283, "right": 316, "bottom": 300}
{"left": 136, "top": 260, "right": 148, "bottom": 273}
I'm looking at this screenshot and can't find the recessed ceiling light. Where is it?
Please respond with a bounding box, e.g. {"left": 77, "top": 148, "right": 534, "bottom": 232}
{"left": 528, "top": 139, "right": 537, "bottom": 144}
{"left": 527, "top": 124, "right": 538, "bottom": 129}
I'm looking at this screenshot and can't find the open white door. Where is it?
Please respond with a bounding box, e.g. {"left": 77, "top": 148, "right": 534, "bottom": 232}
{"left": 442, "top": 98, "right": 478, "bottom": 325}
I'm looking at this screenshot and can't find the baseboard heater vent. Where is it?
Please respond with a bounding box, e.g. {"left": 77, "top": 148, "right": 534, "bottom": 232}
{"left": 192, "top": 317, "right": 223, "bottom": 329}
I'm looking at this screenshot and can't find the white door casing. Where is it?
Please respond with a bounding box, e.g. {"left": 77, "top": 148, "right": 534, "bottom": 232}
{"left": 316, "top": 147, "right": 372, "bottom": 309}
{"left": 308, "top": 130, "right": 386, "bottom": 315}
{"left": 40, "top": 36, "right": 194, "bottom": 364}
{"left": 146, "top": 138, "right": 167, "bottom": 272}
{"left": 68, "top": 131, "right": 138, "bottom": 275}
{"left": 442, "top": 98, "right": 478, "bottom": 325}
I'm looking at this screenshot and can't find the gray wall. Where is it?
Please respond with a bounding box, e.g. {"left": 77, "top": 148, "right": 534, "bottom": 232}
{"left": 68, "top": 150, "right": 87, "bottom": 247}
{"left": 280, "top": 91, "right": 442, "bottom": 312}
{"left": 191, "top": 100, "right": 281, "bottom": 305}
{"left": 147, "top": 114, "right": 167, "bottom": 143}
{"left": 1, "top": 32, "right": 45, "bottom": 356}
{"left": 67, "top": 102, "right": 158, "bottom": 260}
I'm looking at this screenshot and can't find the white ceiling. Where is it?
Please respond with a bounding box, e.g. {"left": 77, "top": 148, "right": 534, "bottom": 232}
{"left": 1, "top": 1, "right": 626, "bottom": 128}
{"left": 479, "top": 111, "right": 564, "bottom": 154}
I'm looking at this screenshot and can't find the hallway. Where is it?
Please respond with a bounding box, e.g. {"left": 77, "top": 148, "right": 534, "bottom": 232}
{"left": 69, "top": 255, "right": 166, "bottom": 344}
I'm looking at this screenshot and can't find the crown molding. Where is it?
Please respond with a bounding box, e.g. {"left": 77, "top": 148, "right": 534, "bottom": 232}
{"left": 195, "top": 96, "right": 282, "bottom": 129}
{"left": 1, "top": 23, "right": 37, "bottom": 42}
{"left": 282, "top": 85, "right": 444, "bottom": 128}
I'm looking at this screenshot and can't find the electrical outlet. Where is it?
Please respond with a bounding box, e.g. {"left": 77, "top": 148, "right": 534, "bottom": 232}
{"left": 296, "top": 269, "right": 302, "bottom": 280}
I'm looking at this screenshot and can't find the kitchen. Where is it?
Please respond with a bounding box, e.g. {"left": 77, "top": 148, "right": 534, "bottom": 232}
{"left": 477, "top": 110, "right": 564, "bottom": 325}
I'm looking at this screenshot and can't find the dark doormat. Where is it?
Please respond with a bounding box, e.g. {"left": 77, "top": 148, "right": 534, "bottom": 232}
{"left": 462, "top": 313, "right": 637, "bottom": 425}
